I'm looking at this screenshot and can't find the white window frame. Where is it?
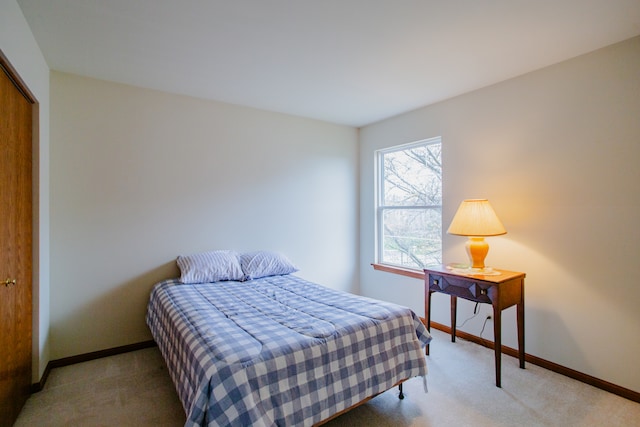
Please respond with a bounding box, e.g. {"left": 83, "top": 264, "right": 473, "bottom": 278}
{"left": 375, "top": 136, "right": 442, "bottom": 270}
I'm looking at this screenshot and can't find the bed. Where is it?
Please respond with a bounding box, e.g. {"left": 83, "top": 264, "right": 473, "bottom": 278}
{"left": 146, "top": 250, "right": 431, "bottom": 426}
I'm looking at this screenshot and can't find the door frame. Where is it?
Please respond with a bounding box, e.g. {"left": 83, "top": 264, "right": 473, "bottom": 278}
{"left": 0, "top": 51, "right": 36, "bottom": 103}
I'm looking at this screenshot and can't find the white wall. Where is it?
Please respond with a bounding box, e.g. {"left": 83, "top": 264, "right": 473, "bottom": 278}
{"left": 360, "top": 37, "right": 640, "bottom": 393}
{"left": 0, "top": 0, "right": 51, "bottom": 383}
{"left": 50, "top": 72, "right": 358, "bottom": 359}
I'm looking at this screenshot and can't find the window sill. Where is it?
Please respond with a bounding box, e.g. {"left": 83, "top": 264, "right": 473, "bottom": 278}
{"left": 371, "top": 263, "right": 425, "bottom": 280}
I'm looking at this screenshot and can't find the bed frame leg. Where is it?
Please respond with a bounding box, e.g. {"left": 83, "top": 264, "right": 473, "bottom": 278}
{"left": 398, "top": 383, "right": 404, "bottom": 400}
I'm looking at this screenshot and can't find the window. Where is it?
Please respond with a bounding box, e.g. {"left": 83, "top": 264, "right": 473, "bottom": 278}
{"left": 376, "top": 137, "right": 442, "bottom": 270}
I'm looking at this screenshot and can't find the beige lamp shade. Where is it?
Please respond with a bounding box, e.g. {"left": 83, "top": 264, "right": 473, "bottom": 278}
{"left": 447, "top": 199, "right": 506, "bottom": 237}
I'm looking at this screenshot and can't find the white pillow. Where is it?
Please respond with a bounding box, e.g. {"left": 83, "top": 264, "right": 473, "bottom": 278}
{"left": 177, "top": 250, "right": 244, "bottom": 284}
{"left": 239, "top": 251, "right": 298, "bottom": 280}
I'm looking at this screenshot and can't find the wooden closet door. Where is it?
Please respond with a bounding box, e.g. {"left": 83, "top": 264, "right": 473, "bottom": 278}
{"left": 0, "top": 59, "right": 33, "bottom": 427}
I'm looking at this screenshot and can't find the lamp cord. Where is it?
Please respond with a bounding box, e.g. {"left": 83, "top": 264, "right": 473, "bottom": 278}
{"left": 456, "top": 302, "right": 480, "bottom": 328}
{"left": 455, "top": 301, "right": 493, "bottom": 344}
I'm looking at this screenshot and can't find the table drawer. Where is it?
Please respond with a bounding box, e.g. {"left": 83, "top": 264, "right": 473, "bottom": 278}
{"left": 428, "top": 274, "right": 492, "bottom": 304}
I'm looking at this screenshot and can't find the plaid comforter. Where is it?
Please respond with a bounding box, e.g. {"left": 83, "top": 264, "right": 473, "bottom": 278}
{"left": 146, "top": 275, "right": 431, "bottom": 426}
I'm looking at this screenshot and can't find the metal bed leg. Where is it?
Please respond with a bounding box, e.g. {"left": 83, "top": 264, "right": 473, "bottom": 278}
{"left": 398, "top": 383, "right": 404, "bottom": 399}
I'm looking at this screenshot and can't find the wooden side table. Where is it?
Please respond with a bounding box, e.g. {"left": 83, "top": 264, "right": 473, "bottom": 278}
{"left": 424, "top": 265, "right": 526, "bottom": 387}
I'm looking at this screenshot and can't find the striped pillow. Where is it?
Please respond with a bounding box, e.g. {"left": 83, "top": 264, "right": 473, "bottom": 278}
{"left": 239, "top": 251, "right": 298, "bottom": 280}
{"left": 177, "top": 250, "right": 244, "bottom": 284}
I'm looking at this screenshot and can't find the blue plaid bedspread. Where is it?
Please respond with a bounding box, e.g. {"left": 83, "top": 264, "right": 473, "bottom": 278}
{"left": 146, "top": 275, "right": 431, "bottom": 426}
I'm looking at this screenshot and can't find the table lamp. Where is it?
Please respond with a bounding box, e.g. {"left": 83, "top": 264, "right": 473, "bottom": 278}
{"left": 447, "top": 199, "right": 506, "bottom": 272}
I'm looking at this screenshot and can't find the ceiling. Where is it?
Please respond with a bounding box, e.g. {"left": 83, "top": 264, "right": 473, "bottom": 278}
{"left": 17, "top": 0, "right": 640, "bottom": 127}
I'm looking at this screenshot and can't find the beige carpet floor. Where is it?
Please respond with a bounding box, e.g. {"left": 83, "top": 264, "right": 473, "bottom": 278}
{"left": 15, "top": 329, "right": 640, "bottom": 426}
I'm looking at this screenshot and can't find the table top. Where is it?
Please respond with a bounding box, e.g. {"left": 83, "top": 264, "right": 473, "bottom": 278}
{"left": 424, "top": 264, "right": 525, "bottom": 284}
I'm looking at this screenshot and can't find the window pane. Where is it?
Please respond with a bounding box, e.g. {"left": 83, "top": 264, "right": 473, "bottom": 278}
{"left": 376, "top": 138, "right": 442, "bottom": 271}
{"left": 382, "top": 144, "right": 441, "bottom": 207}
{"left": 381, "top": 208, "right": 442, "bottom": 268}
